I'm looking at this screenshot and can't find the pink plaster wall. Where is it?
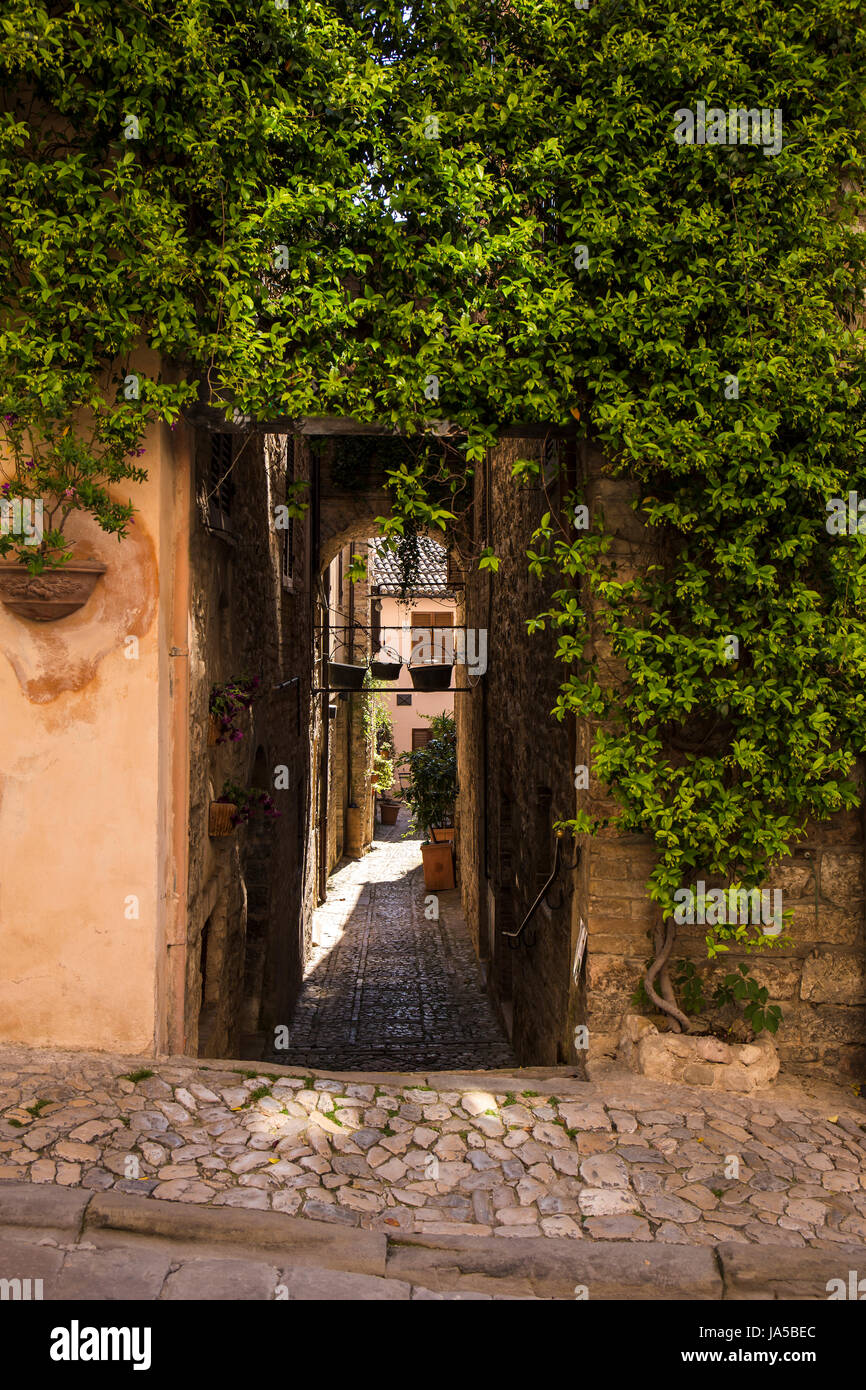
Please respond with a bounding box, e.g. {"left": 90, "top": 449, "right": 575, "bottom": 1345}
{"left": 376, "top": 595, "right": 455, "bottom": 787}
{"left": 0, "top": 416, "right": 176, "bottom": 1051}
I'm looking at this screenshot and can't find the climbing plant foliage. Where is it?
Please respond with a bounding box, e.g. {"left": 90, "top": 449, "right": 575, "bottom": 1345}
{"left": 3, "top": 0, "right": 866, "bottom": 1015}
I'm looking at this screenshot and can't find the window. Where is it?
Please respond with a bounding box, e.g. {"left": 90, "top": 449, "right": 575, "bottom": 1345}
{"left": 411, "top": 609, "right": 454, "bottom": 660}
{"left": 208, "top": 433, "right": 235, "bottom": 530}
{"left": 412, "top": 727, "right": 433, "bottom": 749}
{"left": 396, "top": 692, "right": 412, "bottom": 706}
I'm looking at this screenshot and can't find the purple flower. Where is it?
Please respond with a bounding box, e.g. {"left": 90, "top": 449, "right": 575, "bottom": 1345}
{"left": 1, "top": 482, "right": 10, "bottom": 496}
{"left": 62, "top": 487, "right": 76, "bottom": 500}
{"left": 3, "top": 413, "right": 17, "bottom": 426}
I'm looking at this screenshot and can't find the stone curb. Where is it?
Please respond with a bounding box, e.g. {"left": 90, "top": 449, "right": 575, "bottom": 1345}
{"left": 85, "top": 1190, "right": 387, "bottom": 1277}
{"left": 2, "top": 1182, "right": 863, "bottom": 1299}
{"left": 0, "top": 1182, "right": 90, "bottom": 1236}
{"left": 386, "top": 1231, "right": 723, "bottom": 1300}
{"left": 716, "top": 1242, "right": 866, "bottom": 1301}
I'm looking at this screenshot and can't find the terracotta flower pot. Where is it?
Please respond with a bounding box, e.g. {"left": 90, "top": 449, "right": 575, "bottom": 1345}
{"left": 409, "top": 663, "right": 453, "bottom": 692}
{"left": 0, "top": 559, "right": 107, "bottom": 621}
{"left": 208, "top": 801, "right": 237, "bottom": 837}
{"left": 421, "top": 841, "right": 455, "bottom": 890}
{"left": 430, "top": 826, "right": 455, "bottom": 843}
{"left": 379, "top": 800, "right": 400, "bottom": 825}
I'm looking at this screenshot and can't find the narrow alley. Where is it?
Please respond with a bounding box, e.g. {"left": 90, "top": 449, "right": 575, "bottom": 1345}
{"left": 267, "top": 811, "right": 515, "bottom": 1073}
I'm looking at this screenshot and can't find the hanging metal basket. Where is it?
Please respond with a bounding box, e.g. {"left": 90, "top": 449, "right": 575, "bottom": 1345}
{"left": 370, "top": 659, "right": 403, "bottom": 681}
{"left": 327, "top": 661, "right": 367, "bottom": 691}
{"left": 409, "top": 663, "right": 453, "bottom": 692}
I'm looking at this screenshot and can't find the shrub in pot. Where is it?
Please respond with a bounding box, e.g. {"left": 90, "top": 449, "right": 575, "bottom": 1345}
{"left": 400, "top": 713, "right": 457, "bottom": 887}
{"left": 372, "top": 750, "right": 395, "bottom": 794}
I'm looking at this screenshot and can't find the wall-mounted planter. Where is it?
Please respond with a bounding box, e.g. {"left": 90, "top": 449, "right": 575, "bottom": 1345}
{"left": 328, "top": 661, "right": 366, "bottom": 691}
{"left": 208, "top": 802, "right": 237, "bottom": 837}
{"left": 0, "top": 559, "right": 107, "bottom": 621}
{"left": 410, "top": 663, "right": 453, "bottom": 692}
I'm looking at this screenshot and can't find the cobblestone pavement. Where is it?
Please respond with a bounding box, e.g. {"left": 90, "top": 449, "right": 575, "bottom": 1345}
{"left": 265, "top": 811, "right": 516, "bottom": 1072}
{"left": 1, "top": 1046, "right": 865, "bottom": 1249}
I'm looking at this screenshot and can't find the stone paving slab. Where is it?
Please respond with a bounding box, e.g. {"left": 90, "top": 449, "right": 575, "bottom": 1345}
{"left": 1, "top": 1045, "right": 865, "bottom": 1252}
{"left": 162, "top": 1257, "right": 283, "bottom": 1301}
{"left": 49, "top": 1245, "right": 173, "bottom": 1301}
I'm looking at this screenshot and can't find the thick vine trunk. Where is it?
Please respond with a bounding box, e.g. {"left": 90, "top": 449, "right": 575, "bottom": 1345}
{"left": 644, "top": 919, "right": 691, "bottom": 1033}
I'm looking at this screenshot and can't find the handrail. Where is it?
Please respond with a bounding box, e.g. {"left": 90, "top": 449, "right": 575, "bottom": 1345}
{"left": 503, "top": 831, "right": 580, "bottom": 945}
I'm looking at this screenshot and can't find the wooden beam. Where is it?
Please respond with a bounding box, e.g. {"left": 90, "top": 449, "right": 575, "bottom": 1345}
{"left": 182, "top": 408, "right": 575, "bottom": 440}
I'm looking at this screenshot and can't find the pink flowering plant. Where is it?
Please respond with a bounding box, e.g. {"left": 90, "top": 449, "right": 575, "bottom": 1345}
{"left": 216, "top": 778, "right": 280, "bottom": 827}
{"left": 0, "top": 411, "right": 147, "bottom": 575}
{"left": 209, "top": 676, "right": 261, "bottom": 744}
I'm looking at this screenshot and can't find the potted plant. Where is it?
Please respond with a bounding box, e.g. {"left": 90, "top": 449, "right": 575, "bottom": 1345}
{"left": 0, "top": 410, "right": 147, "bottom": 620}
{"left": 400, "top": 712, "right": 457, "bottom": 888}
{"left": 208, "top": 676, "right": 261, "bottom": 745}
{"left": 372, "top": 750, "right": 395, "bottom": 794}
{"left": 377, "top": 744, "right": 400, "bottom": 825}
{"left": 209, "top": 779, "right": 280, "bottom": 837}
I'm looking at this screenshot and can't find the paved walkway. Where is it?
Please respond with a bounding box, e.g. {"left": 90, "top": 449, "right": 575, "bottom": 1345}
{"left": 268, "top": 811, "right": 515, "bottom": 1072}
{"left": 1, "top": 1047, "right": 865, "bottom": 1250}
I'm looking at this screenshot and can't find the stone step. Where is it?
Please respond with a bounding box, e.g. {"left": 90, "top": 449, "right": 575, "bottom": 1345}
{"left": 1, "top": 1181, "right": 863, "bottom": 1300}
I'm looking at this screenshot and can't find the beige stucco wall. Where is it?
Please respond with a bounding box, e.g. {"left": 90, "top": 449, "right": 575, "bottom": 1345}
{"left": 0, "top": 405, "right": 180, "bottom": 1051}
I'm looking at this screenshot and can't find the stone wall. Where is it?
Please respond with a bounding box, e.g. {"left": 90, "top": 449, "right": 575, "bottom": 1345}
{"left": 187, "top": 431, "right": 316, "bottom": 1060}
{"left": 573, "top": 447, "right": 866, "bottom": 1080}
{"left": 457, "top": 439, "right": 579, "bottom": 1066}
{"left": 459, "top": 438, "right": 866, "bottom": 1081}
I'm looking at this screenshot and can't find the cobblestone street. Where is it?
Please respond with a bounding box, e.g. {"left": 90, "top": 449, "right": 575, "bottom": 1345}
{"left": 268, "top": 811, "right": 516, "bottom": 1072}
{"left": 1, "top": 1045, "right": 865, "bottom": 1252}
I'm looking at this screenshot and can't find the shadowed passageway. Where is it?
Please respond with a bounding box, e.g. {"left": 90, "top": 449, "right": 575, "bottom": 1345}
{"left": 266, "top": 811, "right": 516, "bottom": 1071}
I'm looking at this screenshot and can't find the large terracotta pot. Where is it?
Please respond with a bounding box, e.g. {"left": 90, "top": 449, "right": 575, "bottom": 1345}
{"left": 380, "top": 800, "right": 400, "bottom": 825}
{"left": 0, "top": 559, "right": 107, "bottom": 621}
{"left": 421, "top": 841, "right": 455, "bottom": 890}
